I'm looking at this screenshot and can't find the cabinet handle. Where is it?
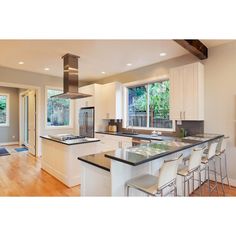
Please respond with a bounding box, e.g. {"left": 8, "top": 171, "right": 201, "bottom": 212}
{"left": 183, "top": 111, "right": 185, "bottom": 120}
{"left": 180, "top": 111, "right": 182, "bottom": 120}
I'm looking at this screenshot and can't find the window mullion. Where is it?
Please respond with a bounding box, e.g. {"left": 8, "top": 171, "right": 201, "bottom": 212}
{"left": 146, "top": 84, "right": 150, "bottom": 128}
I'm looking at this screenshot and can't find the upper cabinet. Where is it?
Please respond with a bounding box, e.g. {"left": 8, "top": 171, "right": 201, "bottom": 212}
{"left": 101, "top": 82, "right": 123, "bottom": 119}
{"left": 169, "top": 62, "right": 204, "bottom": 121}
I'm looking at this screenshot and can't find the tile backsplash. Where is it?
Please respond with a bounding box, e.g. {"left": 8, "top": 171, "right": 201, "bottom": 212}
{"left": 175, "top": 120, "right": 204, "bottom": 137}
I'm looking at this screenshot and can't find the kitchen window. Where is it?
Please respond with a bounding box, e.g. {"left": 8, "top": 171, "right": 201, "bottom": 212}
{"left": 126, "top": 80, "right": 173, "bottom": 130}
{"left": 46, "top": 88, "right": 73, "bottom": 128}
{"left": 0, "top": 93, "right": 9, "bottom": 126}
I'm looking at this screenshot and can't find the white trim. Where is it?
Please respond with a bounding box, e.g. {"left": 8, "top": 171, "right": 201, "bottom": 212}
{"left": 123, "top": 74, "right": 169, "bottom": 87}
{"left": 0, "top": 93, "right": 10, "bottom": 127}
{"left": 123, "top": 76, "right": 175, "bottom": 132}
{"left": 0, "top": 141, "right": 19, "bottom": 146}
{"left": 44, "top": 86, "right": 74, "bottom": 130}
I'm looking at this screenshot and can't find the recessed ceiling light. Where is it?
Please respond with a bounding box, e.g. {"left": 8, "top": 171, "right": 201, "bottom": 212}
{"left": 18, "top": 61, "right": 24, "bottom": 65}
{"left": 101, "top": 71, "right": 106, "bottom": 74}
{"left": 126, "top": 63, "right": 132, "bottom": 66}
{"left": 160, "top": 52, "right": 167, "bottom": 57}
{"left": 44, "top": 68, "right": 50, "bottom": 71}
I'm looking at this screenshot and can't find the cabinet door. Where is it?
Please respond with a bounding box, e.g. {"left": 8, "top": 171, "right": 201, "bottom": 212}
{"left": 101, "top": 83, "right": 116, "bottom": 119}
{"left": 182, "top": 64, "right": 198, "bottom": 120}
{"left": 169, "top": 67, "right": 183, "bottom": 120}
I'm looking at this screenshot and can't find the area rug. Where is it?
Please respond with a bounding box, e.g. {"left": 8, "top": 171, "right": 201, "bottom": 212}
{"left": 15, "top": 147, "right": 28, "bottom": 152}
{"left": 0, "top": 147, "right": 10, "bottom": 156}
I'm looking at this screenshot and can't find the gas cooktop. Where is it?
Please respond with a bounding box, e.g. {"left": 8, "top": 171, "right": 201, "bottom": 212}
{"left": 48, "top": 134, "right": 86, "bottom": 141}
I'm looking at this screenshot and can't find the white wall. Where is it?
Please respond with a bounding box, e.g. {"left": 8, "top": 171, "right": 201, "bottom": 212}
{"left": 204, "top": 41, "right": 236, "bottom": 183}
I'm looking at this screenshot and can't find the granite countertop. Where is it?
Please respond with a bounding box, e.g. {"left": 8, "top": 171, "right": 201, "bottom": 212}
{"left": 40, "top": 135, "right": 100, "bottom": 145}
{"left": 96, "top": 131, "right": 174, "bottom": 141}
{"left": 104, "top": 134, "right": 224, "bottom": 166}
{"left": 78, "top": 152, "right": 111, "bottom": 172}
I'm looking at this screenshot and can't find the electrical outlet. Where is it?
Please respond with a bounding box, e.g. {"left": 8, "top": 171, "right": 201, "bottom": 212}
{"left": 177, "top": 120, "right": 182, "bottom": 126}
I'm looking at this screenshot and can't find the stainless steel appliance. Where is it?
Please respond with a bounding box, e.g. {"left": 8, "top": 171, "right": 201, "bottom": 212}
{"left": 79, "top": 107, "right": 95, "bottom": 138}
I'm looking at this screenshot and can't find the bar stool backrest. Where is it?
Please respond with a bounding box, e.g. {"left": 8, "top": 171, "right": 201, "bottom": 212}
{"left": 220, "top": 137, "right": 229, "bottom": 153}
{"left": 157, "top": 154, "right": 182, "bottom": 189}
{"left": 207, "top": 142, "right": 218, "bottom": 159}
{"left": 188, "top": 147, "right": 204, "bottom": 171}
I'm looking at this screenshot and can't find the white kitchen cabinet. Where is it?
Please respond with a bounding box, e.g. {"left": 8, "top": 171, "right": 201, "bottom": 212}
{"left": 169, "top": 62, "right": 204, "bottom": 121}
{"left": 95, "top": 133, "right": 132, "bottom": 152}
{"left": 75, "top": 84, "right": 104, "bottom": 132}
{"left": 101, "top": 82, "right": 123, "bottom": 119}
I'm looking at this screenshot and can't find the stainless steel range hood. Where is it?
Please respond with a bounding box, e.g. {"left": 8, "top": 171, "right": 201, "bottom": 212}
{"left": 51, "top": 53, "right": 91, "bottom": 99}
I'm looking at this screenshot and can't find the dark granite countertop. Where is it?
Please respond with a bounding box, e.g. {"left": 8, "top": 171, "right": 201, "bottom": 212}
{"left": 96, "top": 131, "right": 174, "bottom": 141}
{"left": 40, "top": 135, "right": 100, "bottom": 146}
{"left": 104, "top": 134, "right": 224, "bottom": 166}
{"left": 78, "top": 152, "right": 111, "bottom": 172}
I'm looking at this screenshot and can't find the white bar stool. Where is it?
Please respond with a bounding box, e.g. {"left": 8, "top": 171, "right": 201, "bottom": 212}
{"left": 201, "top": 141, "right": 219, "bottom": 195}
{"left": 215, "top": 136, "right": 230, "bottom": 195}
{"left": 177, "top": 147, "right": 205, "bottom": 196}
{"left": 126, "top": 154, "right": 182, "bottom": 197}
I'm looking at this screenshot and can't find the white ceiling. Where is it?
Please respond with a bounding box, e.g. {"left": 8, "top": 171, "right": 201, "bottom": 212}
{"left": 0, "top": 40, "right": 233, "bottom": 81}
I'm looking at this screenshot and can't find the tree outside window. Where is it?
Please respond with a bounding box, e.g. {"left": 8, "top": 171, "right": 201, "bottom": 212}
{"left": 47, "top": 89, "right": 70, "bottom": 127}
{"left": 0, "top": 94, "right": 9, "bottom": 126}
{"left": 127, "top": 80, "right": 172, "bottom": 129}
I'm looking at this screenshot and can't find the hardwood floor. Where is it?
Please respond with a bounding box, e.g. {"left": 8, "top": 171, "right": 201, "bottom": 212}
{"left": 192, "top": 181, "right": 236, "bottom": 196}
{"left": 0, "top": 145, "right": 236, "bottom": 196}
{"left": 0, "top": 146, "right": 80, "bottom": 196}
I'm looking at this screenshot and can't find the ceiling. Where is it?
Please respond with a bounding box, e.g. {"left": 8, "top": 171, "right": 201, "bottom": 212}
{"left": 0, "top": 40, "right": 233, "bottom": 81}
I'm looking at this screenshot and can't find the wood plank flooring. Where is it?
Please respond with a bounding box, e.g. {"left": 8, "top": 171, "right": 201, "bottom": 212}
{"left": 0, "top": 145, "right": 236, "bottom": 196}
{"left": 0, "top": 146, "right": 80, "bottom": 196}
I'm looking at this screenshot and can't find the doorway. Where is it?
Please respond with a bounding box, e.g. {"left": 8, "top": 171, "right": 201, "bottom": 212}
{"left": 21, "top": 90, "right": 36, "bottom": 156}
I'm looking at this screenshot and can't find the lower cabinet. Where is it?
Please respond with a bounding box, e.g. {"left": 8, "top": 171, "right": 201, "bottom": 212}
{"left": 95, "top": 133, "right": 132, "bottom": 152}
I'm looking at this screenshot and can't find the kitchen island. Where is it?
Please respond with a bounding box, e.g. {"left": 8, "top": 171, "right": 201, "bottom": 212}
{"left": 78, "top": 134, "right": 223, "bottom": 196}
{"left": 40, "top": 135, "right": 100, "bottom": 187}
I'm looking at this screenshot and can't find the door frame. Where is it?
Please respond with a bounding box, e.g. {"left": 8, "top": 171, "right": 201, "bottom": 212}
{"left": 0, "top": 82, "right": 41, "bottom": 157}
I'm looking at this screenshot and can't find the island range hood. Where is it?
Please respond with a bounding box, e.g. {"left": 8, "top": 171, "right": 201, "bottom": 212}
{"left": 51, "top": 53, "right": 91, "bottom": 99}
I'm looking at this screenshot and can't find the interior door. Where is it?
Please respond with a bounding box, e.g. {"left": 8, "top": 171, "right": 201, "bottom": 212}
{"left": 28, "top": 90, "right": 36, "bottom": 156}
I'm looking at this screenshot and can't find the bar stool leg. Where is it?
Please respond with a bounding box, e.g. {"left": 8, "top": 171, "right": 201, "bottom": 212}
{"left": 219, "top": 156, "right": 225, "bottom": 195}
{"left": 192, "top": 172, "right": 194, "bottom": 194}
{"left": 126, "top": 185, "right": 130, "bottom": 196}
{"left": 207, "top": 165, "right": 211, "bottom": 195}
{"left": 198, "top": 167, "right": 202, "bottom": 196}
{"left": 224, "top": 152, "right": 230, "bottom": 188}
{"left": 174, "top": 181, "right": 177, "bottom": 196}
{"left": 213, "top": 159, "right": 219, "bottom": 195}
{"left": 183, "top": 176, "right": 186, "bottom": 196}
{"left": 187, "top": 178, "right": 190, "bottom": 196}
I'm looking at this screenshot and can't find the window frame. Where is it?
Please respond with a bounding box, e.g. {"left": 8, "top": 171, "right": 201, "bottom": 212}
{"left": 0, "top": 93, "right": 10, "bottom": 127}
{"left": 45, "top": 86, "right": 74, "bottom": 129}
{"left": 123, "top": 76, "right": 175, "bottom": 132}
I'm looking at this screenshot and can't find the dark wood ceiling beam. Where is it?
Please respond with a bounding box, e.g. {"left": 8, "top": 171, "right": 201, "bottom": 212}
{"left": 174, "top": 40, "right": 208, "bottom": 60}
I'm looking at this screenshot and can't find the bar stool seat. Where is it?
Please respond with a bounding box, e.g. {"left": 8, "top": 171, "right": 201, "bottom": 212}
{"left": 177, "top": 164, "right": 189, "bottom": 176}
{"left": 126, "top": 174, "right": 161, "bottom": 196}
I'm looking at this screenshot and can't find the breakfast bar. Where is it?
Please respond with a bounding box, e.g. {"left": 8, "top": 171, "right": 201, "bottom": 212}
{"left": 78, "top": 134, "right": 223, "bottom": 196}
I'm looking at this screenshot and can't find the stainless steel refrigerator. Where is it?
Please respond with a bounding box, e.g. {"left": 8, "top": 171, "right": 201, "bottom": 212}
{"left": 79, "top": 107, "right": 95, "bottom": 138}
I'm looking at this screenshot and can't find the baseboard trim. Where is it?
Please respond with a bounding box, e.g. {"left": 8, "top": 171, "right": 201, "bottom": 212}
{"left": 0, "top": 141, "right": 19, "bottom": 146}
